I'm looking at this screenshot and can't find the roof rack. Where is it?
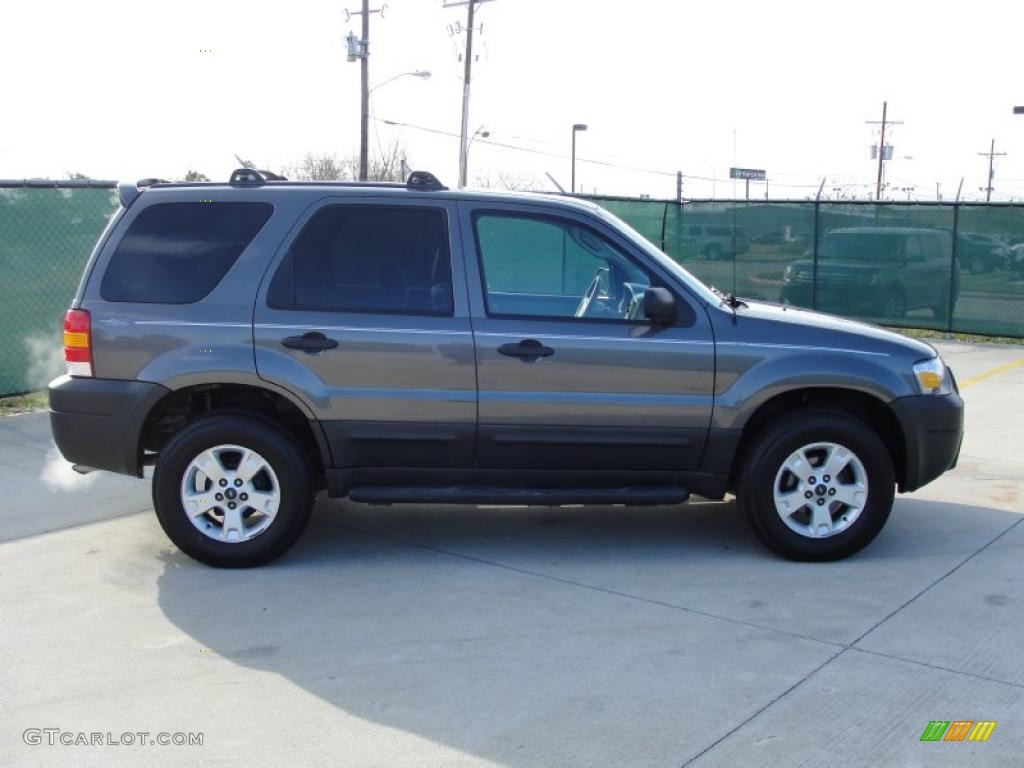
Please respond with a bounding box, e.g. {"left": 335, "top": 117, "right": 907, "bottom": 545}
{"left": 229, "top": 168, "right": 287, "bottom": 185}
{"left": 406, "top": 171, "right": 447, "bottom": 191}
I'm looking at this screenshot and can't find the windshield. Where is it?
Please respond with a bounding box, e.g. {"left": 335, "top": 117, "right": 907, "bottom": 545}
{"left": 594, "top": 206, "right": 721, "bottom": 306}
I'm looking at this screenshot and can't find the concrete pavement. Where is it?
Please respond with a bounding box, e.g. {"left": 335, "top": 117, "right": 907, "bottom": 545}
{"left": 1, "top": 339, "right": 1022, "bottom": 767}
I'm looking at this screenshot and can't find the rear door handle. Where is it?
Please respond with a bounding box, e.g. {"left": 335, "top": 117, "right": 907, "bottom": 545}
{"left": 498, "top": 339, "right": 554, "bottom": 358}
{"left": 281, "top": 332, "right": 339, "bottom": 353}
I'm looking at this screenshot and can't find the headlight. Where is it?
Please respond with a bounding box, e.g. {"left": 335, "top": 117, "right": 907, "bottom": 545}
{"left": 913, "top": 357, "right": 951, "bottom": 395}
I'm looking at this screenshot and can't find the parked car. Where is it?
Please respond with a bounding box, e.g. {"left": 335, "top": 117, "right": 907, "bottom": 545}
{"left": 958, "top": 232, "right": 1008, "bottom": 274}
{"left": 780, "top": 227, "right": 958, "bottom": 319}
{"left": 682, "top": 224, "right": 750, "bottom": 259}
{"left": 49, "top": 171, "right": 963, "bottom": 567}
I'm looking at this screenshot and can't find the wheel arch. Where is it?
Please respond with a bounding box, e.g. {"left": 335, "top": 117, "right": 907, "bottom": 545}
{"left": 138, "top": 382, "right": 330, "bottom": 481}
{"left": 728, "top": 386, "right": 907, "bottom": 492}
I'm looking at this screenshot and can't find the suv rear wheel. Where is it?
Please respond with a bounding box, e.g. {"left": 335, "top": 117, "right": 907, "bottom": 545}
{"left": 153, "top": 414, "right": 314, "bottom": 567}
{"left": 736, "top": 410, "right": 895, "bottom": 561}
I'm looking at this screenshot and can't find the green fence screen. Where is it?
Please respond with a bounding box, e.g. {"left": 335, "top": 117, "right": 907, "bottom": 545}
{"left": 0, "top": 185, "right": 118, "bottom": 395}
{"left": 1, "top": 184, "right": 1022, "bottom": 396}
{"left": 592, "top": 196, "right": 1024, "bottom": 339}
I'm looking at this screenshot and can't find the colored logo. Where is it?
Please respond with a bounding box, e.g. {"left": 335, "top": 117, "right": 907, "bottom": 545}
{"left": 920, "top": 721, "right": 996, "bottom": 742}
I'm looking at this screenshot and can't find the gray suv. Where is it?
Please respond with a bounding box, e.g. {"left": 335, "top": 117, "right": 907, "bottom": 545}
{"left": 49, "top": 170, "right": 964, "bottom": 567}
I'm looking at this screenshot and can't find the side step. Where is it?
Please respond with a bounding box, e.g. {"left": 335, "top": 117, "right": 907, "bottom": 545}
{"left": 346, "top": 486, "right": 689, "bottom": 506}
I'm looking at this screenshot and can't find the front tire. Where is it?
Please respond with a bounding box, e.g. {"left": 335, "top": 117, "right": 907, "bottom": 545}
{"left": 153, "top": 414, "right": 313, "bottom": 567}
{"left": 736, "top": 410, "right": 895, "bottom": 561}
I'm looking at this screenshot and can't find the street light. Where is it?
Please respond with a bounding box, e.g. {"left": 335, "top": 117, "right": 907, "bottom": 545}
{"left": 571, "top": 123, "right": 587, "bottom": 194}
{"left": 370, "top": 69, "right": 431, "bottom": 93}
{"left": 461, "top": 126, "right": 490, "bottom": 185}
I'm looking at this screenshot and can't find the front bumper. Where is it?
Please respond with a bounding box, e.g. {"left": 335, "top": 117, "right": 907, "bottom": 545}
{"left": 889, "top": 391, "right": 964, "bottom": 493}
{"left": 49, "top": 375, "right": 169, "bottom": 477}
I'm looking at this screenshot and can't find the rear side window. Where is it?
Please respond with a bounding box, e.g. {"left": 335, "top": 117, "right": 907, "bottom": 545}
{"left": 101, "top": 202, "right": 272, "bottom": 303}
{"left": 267, "top": 205, "right": 453, "bottom": 316}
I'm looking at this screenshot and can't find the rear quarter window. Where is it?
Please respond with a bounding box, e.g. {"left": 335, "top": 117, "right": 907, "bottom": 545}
{"left": 100, "top": 202, "right": 272, "bottom": 303}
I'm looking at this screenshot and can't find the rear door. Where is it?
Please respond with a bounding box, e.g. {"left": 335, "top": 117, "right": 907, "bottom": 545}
{"left": 253, "top": 196, "right": 476, "bottom": 469}
{"left": 458, "top": 201, "right": 715, "bottom": 472}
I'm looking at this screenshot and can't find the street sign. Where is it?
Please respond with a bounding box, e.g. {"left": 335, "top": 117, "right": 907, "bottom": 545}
{"left": 729, "top": 167, "right": 766, "bottom": 181}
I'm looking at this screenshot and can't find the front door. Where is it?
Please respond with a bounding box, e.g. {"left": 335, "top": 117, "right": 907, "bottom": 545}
{"left": 254, "top": 198, "right": 476, "bottom": 469}
{"left": 459, "top": 202, "right": 715, "bottom": 472}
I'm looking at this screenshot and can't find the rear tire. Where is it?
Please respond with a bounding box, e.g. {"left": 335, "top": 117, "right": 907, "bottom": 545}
{"left": 153, "top": 414, "right": 313, "bottom": 568}
{"left": 736, "top": 410, "right": 895, "bottom": 561}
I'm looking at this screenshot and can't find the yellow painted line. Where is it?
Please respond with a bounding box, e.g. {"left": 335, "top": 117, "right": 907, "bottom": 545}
{"left": 958, "top": 358, "right": 1024, "bottom": 390}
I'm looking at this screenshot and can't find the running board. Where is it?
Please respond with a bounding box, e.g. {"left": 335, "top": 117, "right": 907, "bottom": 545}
{"left": 346, "top": 486, "right": 690, "bottom": 506}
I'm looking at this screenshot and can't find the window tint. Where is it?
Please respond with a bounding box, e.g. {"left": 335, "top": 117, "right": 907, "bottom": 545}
{"left": 268, "top": 206, "right": 453, "bottom": 315}
{"left": 473, "top": 212, "right": 656, "bottom": 321}
{"left": 101, "top": 202, "right": 272, "bottom": 303}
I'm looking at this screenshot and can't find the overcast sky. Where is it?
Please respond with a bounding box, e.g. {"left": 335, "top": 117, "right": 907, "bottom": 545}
{"left": 3, "top": 0, "right": 1024, "bottom": 200}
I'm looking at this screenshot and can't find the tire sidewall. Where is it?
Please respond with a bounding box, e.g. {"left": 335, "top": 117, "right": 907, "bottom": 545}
{"left": 153, "top": 415, "right": 312, "bottom": 567}
{"left": 741, "top": 413, "right": 895, "bottom": 561}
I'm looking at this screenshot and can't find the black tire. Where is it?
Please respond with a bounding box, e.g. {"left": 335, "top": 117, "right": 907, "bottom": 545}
{"left": 704, "top": 244, "right": 723, "bottom": 260}
{"left": 736, "top": 409, "right": 895, "bottom": 561}
{"left": 153, "top": 414, "right": 313, "bottom": 568}
{"left": 879, "top": 289, "right": 905, "bottom": 320}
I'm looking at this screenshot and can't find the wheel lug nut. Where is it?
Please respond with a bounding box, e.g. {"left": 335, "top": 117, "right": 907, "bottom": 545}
{"left": 215, "top": 493, "right": 223, "bottom": 501}
{"left": 816, "top": 498, "right": 825, "bottom": 506}
{"left": 829, "top": 488, "right": 836, "bottom": 496}
{"left": 219, "top": 479, "right": 227, "bottom": 487}
{"left": 823, "top": 474, "right": 831, "bottom": 482}
{"left": 804, "top": 491, "right": 813, "bottom": 499}
{"left": 234, "top": 479, "right": 243, "bottom": 487}
{"left": 808, "top": 476, "right": 816, "bottom": 484}
{"left": 227, "top": 501, "right": 236, "bottom": 510}
{"left": 240, "top": 493, "right": 248, "bottom": 501}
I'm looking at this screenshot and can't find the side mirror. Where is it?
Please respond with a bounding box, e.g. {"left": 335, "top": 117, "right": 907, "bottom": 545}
{"left": 643, "top": 286, "right": 677, "bottom": 325}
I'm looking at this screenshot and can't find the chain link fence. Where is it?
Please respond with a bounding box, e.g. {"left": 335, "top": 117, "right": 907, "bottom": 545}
{"left": 0, "top": 182, "right": 118, "bottom": 395}
{"left": 590, "top": 196, "right": 1024, "bottom": 339}
{"left": 1, "top": 183, "right": 1022, "bottom": 396}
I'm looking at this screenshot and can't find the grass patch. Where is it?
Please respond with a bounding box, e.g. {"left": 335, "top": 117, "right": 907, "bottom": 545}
{"left": 888, "top": 327, "right": 1024, "bottom": 346}
{"left": 0, "top": 390, "right": 48, "bottom": 415}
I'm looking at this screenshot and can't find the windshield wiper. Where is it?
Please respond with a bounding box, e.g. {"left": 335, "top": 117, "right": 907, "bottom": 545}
{"left": 724, "top": 292, "right": 748, "bottom": 309}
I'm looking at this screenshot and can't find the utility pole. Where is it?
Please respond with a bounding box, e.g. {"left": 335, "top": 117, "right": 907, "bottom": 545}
{"left": 676, "top": 171, "right": 683, "bottom": 203}
{"left": 345, "top": 1, "right": 385, "bottom": 181}
{"left": 866, "top": 101, "right": 903, "bottom": 200}
{"left": 446, "top": 0, "right": 496, "bottom": 188}
{"left": 977, "top": 139, "right": 1006, "bottom": 202}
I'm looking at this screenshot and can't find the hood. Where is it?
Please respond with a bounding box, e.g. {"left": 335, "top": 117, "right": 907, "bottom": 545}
{"left": 730, "top": 299, "right": 936, "bottom": 359}
{"left": 787, "top": 258, "right": 887, "bottom": 275}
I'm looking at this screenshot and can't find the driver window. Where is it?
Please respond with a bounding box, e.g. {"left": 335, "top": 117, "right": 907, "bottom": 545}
{"left": 473, "top": 212, "right": 652, "bottom": 320}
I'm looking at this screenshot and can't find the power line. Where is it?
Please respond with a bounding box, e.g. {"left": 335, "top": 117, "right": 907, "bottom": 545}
{"left": 374, "top": 116, "right": 828, "bottom": 188}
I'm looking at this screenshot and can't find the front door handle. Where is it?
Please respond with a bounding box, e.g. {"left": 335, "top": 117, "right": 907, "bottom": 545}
{"left": 498, "top": 339, "right": 554, "bottom": 359}
{"left": 281, "top": 332, "right": 339, "bottom": 353}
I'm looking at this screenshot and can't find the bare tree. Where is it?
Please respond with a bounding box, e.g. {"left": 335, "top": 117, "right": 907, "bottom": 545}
{"left": 184, "top": 170, "right": 210, "bottom": 182}
{"left": 283, "top": 141, "right": 408, "bottom": 182}
{"left": 66, "top": 171, "right": 91, "bottom": 180}
{"left": 473, "top": 171, "right": 544, "bottom": 192}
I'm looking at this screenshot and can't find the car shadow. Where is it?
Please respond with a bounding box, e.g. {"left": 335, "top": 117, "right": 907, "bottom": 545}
{"left": 154, "top": 496, "right": 1019, "bottom": 765}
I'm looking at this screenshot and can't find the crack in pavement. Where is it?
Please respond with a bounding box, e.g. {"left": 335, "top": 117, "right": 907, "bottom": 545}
{"left": 318, "top": 515, "right": 1024, "bottom": 767}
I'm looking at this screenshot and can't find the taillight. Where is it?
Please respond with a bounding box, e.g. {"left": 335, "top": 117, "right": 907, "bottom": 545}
{"left": 63, "top": 309, "right": 93, "bottom": 377}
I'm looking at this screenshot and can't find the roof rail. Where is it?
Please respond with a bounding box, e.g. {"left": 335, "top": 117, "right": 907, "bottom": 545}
{"left": 229, "top": 168, "right": 287, "bottom": 186}
{"left": 406, "top": 171, "right": 447, "bottom": 191}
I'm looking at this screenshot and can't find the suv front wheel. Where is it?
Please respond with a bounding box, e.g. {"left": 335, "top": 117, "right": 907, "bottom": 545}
{"left": 736, "top": 410, "right": 895, "bottom": 561}
{"left": 153, "top": 414, "right": 314, "bottom": 567}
